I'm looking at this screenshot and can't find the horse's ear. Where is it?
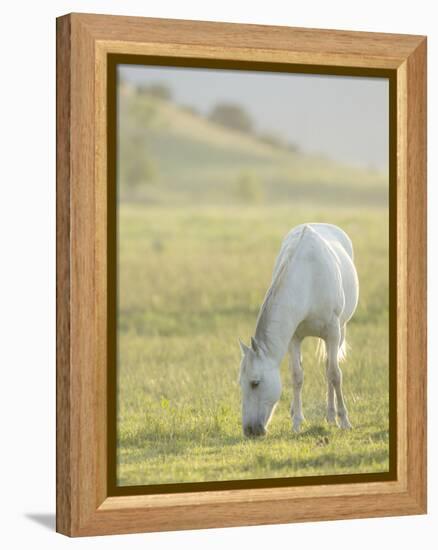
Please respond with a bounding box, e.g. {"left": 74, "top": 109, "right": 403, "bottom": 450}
{"left": 239, "top": 339, "right": 250, "bottom": 357}
{"left": 250, "top": 336, "right": 258, "bottom": 353}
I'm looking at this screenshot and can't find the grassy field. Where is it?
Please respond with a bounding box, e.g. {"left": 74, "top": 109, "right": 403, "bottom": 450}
{"left": 117, "top": 204, "right": 389, "bottom": 486}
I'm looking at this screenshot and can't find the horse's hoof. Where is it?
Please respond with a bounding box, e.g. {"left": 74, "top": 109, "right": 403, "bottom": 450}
{"left": 339, "top": 417, "right": 352, "bottom": 430}
{"left": 326, "top": 415, "right": 337, "bottom": 426}
{"left": 292, "top": 418, "right": 304, "bottom": 433}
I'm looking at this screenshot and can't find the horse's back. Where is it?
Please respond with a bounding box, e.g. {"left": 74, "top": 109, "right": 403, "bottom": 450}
{"left": 277, "top": 223, "right": 359, "bottom": 325}
{"left": 287, "top": 223, "right": 354, "bottom": 260}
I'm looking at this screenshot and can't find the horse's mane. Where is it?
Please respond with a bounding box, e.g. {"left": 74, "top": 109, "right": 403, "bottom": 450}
{"left": 254, "top": 228, "right": 307, "bottom": 343}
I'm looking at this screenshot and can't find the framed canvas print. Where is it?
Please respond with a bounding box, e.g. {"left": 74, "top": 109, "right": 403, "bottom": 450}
{"left": 56, "top": 13, "right": 427, "bottom": 536}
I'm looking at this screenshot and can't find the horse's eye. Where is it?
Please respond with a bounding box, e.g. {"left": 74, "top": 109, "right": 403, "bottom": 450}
{"left": 250, "top": 380, "right": 260, "bottom": 389}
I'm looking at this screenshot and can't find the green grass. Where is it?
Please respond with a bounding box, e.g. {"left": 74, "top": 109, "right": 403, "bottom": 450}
{"left": 117, "top": 204, "right": 389, "bottom": 486}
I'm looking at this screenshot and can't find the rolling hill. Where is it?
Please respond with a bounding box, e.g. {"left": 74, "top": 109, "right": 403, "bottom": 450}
{"left": 118, "top": 90, "right": 388, "bottom": 207}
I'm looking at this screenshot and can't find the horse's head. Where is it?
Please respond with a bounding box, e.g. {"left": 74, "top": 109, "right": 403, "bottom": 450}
{"left": 238, "top": 337, "right": 281, "bottom": 437}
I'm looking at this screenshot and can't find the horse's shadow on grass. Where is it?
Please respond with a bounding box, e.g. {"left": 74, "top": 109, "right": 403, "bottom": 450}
{"left": 268, "top": 447, "right": 389, "bottom": 471}
{"left": 120, "top": 420, "right": 389, "bottom": 466}
{"left": 121, "top": 432, "right": 246, "bottom": 463}
{"left": 294, "top": 424, "right": 331, "bottom": 438}
{"left": 120, "top": 423, "right": 335, "bottom": 464}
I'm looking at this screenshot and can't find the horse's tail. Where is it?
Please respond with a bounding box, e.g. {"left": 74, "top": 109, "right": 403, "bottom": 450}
{"left": 338, "top": 330, "right": 348, "bottom": 362}
{"left": 316, "top": 326, "right": 348, "bottom": 363}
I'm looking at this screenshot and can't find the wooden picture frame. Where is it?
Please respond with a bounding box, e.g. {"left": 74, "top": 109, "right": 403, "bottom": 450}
{"left": 56, "top": 13, "right": 427, "bottom": 537}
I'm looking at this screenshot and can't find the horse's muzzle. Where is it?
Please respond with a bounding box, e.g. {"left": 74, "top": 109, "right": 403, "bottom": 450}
{"left": 243, "top": 423, "right": 266, "bottom": 438}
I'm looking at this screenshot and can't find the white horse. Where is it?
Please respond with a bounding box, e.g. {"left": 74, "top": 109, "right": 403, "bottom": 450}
{"left": 239, "top": 223, "right": 359, "bottom": 437}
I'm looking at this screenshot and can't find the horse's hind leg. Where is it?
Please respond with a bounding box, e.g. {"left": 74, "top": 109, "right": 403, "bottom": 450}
{"left": 326, "top": 374, "right": 337, "bottom": 425}
{"left": 289, "top": 336, "right": 304, "bottom": 433}
{"left": 325, "top": 323, "right": 352, "bottom": 429}
{"left": 326, "top": 325, "right": 345, "bottom": 425}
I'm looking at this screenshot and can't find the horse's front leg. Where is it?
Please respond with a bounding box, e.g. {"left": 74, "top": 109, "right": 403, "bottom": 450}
{"left": 289, "top": 336, "right": 304, "bottom": 433}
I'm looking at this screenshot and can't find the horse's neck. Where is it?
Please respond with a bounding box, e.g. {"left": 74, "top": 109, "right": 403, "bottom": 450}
{"left": 254, "top": 274, "right": 303, "bottom": 365}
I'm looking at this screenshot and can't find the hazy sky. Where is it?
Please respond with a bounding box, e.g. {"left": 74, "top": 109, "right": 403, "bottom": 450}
{"left": 119, "top": 65, "right": 389, "bottom": 171}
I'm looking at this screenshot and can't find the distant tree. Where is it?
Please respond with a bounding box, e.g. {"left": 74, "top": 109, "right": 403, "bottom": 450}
{"left": 287, "top": 141, "right": 299, "bottom": 153}
{"left": 234, "top": 170, "right": 264, "bottom": 203}
{"left": 137, "top": 82, "right": 172, "bottom": 101}
{"left": 258, "top": 132, "right": 299, "bottom": 153}
{"left": 258, "top": 132, "right": 286, "bottom": 149}
{"left": 118, "top": 132, "right": 157, "bottom": 189}
{"left": 181, "top": 104, "right": 200, "bottom": 117}
{"left": 209, "top": 103, "right": 253, "bottom": 134}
